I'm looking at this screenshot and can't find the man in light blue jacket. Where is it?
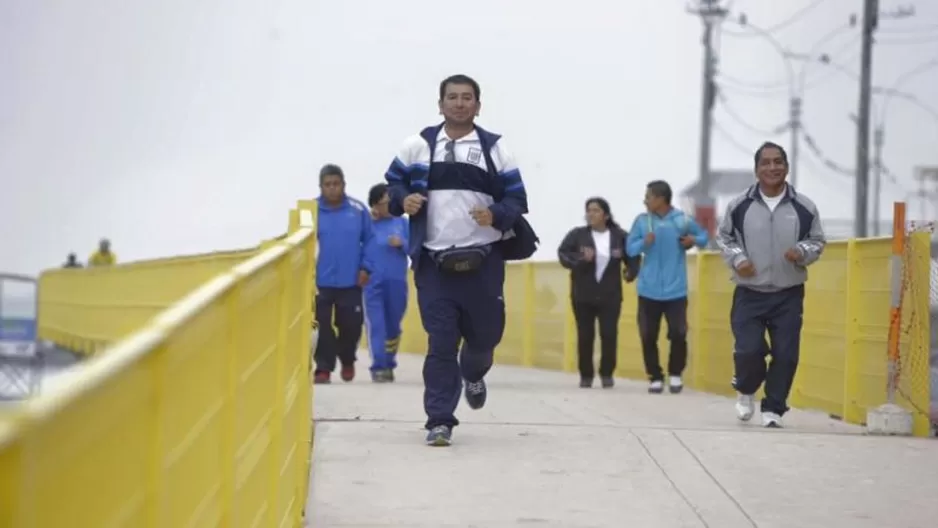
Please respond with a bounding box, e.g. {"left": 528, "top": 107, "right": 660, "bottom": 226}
{"left": 627, "top": 180, "right": 709, "bottom": 394}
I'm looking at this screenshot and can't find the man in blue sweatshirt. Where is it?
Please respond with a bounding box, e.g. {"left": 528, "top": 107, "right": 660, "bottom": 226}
{"left": 363, "top": 183, "right": 410, "bottom": 383}
{"left": 313, "top": 164, "right": 375, "bottom": 384}
{"left": 627, "top": 180, "right": 709, "bottom": 395}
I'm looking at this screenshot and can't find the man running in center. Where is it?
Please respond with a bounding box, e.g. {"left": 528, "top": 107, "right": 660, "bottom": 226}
{"left": 383, "top": 74, "right": 533, "bottom": 446}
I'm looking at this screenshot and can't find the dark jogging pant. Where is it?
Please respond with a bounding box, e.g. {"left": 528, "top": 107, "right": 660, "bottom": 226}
{"left": 730, "top": 284, "right": 805, "bottom": 416}
{"left": 637, "top": 296, "right": 688, "bottom": 381}
{"left": 314, "top": 286, "right": 363, "bottom": 373}
{"left": 415, "top": 250, "right": 505, "bottom": 430}
{"left": 572, "top": 299, "right": 621, "bottom": 380}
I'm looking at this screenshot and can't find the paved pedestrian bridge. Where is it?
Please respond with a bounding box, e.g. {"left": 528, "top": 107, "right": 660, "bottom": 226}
{"left": 0, "top": 203, "right": 935, "bottom": 527}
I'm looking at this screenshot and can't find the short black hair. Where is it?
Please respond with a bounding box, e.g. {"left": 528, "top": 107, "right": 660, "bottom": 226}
{"left": 439, "top": 74, "right": 481, "bottom": 101}
{"left": 754, "top": 141, "right": 788, "bottom": 169}
{"left": 368, "top": 183, "right": 388, "bottom": 206}
{"left": 646, "top": 180, "right": 673, "bottom": 204}
{"left": 319, "top": 163, "right": 344, "bottom": 184}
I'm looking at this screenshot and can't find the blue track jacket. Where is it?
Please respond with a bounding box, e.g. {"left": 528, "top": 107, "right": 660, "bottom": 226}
{"left": 316, "top": 196, "right": 375, "bottom": 288}
{"left": 365, "top": 216, "right": 410, "bottom": 282}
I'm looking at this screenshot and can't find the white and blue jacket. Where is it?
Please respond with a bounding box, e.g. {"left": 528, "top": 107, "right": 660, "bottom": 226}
{"left": 383, "top": 124, "right": 536, "bottom": 268}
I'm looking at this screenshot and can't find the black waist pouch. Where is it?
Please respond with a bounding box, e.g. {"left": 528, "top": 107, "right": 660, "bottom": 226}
{"left": 429, "top": 245, "right": 492, "bottom": 274}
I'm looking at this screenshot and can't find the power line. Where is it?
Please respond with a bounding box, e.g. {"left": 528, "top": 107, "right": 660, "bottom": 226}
{"left": 714, "top": 26, "right": 861, "bottom": 96}
{"left": 877, "top": 33, "right": 938, "bottom": 45}
{"left": 800, "top": 127, "right": 853, "bottom": 177}
{"left": 723, "top": 0, "right": 829, "bottom": 37}
{"left": 715, "top": 89, "right": 788, "bottom": 136}
{"left": 876, "top": 21, "right": 938, "bottom": 34}
{"left": 712, "top": 119, "right": 755, "bottom": 156}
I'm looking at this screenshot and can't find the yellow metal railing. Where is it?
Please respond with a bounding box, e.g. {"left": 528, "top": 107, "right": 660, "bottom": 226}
{"left": 0, "top": 206, "right": 318, "bottom": 527}
{"left": 38, "top": 247, "right": 262, "bottom": 356}
{"left": 401, "top": 235, "right": 933, "bottom": 437}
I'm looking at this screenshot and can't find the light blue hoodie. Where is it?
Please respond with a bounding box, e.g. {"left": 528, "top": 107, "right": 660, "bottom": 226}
{"left": 626, "top": 208, "right": 708, "bottom": 301}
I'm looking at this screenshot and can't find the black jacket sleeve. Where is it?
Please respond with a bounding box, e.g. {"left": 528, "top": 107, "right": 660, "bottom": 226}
{"left": 557, "top": 227, "right": 584, "bottom": 270}
{"left": 621, "top": 229, "right": 641, "bottom": 283}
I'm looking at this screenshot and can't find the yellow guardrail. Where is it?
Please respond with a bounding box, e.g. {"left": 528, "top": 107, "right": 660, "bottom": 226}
{"left": 0, "top": 206, "right": 318, "bottom": 527}
{"left": 38, "top": 247, "right": 262, "bottom": 356}
{"left": 401, "top": 234, "right": 933, "bottom": 437}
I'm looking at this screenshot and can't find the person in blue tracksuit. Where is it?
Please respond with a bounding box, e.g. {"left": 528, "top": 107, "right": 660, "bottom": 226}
{"left": 363, "top": 183, "right": 410, "bottom": 383}
{"left": 313, "top": 163, "right": 375, "bottom": 385}
{"left": 383, "top": 74, "right": 538, "bottom": 447}
{"left": 626, "top": 180, "right": 709, "bottom": 395}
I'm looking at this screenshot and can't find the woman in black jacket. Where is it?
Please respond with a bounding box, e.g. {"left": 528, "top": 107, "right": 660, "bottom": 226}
{"left": 557, "top": 197, "right": 640, "bottom": 388}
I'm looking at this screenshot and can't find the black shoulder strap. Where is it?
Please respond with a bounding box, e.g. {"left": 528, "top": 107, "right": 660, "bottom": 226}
{"left": 789, "top": 199, "right": 815, "bottom": 241}
{"left": 475, "top": 129, "right": 504, "bottom": 202}
{"left": 474, "top": 131, "right": 496, "bottom": 175}
{"left": 731, "top": 197, "right": 755, "bottom": 238}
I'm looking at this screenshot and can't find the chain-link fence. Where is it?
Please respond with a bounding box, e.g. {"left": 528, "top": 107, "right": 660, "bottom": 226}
{"left": 926, "top": 231, "right": 938, "bottom": 434}
{"left": 895, "top": 221, "right": 936, "bottom": 435}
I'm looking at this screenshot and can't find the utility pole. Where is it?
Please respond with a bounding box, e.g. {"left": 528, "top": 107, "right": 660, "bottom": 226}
{"left": 687, "top": 0, "right": 727, "bottom": 243}
{"left": 789, "top": 96, "right": 802, "bottom": 188}
{"left": 914, "top": 166, "right": 938, "bottom": 221}
{"left": 871, "top": 126, "right": 884, "bottom": 236}
{"left": 854, "top": 0, "right": 878, "bottom": 238}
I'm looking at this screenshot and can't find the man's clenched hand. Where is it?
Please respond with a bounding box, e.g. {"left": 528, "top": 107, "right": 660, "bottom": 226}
{"left": 403, "top": 194, "right": 427, "bottom": 215}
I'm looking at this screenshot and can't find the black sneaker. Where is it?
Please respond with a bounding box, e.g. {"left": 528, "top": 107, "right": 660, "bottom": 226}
{"left": 371, "top": 369, "right": 394, "bottom": 383}
{"left": 600, "top": 376, "right": 614, "bottom": 389}
{"left": 425, "top": 425, "right": 452, "bottom": 446}
{"left": 579, "top": 377, "right": 593, "bottom": 388}
{"left": 464, "top": 379, "right": 487, "bottom": 410}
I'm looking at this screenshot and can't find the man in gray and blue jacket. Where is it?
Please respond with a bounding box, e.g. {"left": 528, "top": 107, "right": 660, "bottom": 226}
{"left": 716, "top": 141, "right": 826, "bottom": 428}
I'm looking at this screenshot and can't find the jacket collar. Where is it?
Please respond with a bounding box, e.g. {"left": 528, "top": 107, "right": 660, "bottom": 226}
{"left": 746, "top": 183, "right": 796, "bottom": 202}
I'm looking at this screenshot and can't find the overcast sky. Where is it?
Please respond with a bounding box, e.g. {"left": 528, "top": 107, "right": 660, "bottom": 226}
{"left": 1, "top": 0, "right": 936, "bottom": 275}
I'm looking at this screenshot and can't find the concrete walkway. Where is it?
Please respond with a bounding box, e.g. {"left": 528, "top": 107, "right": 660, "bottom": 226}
{"left": 308, "top": 354, "right": 938, "bottom": 528}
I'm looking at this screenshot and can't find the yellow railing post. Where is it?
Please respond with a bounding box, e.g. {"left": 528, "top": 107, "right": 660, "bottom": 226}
{"left": 288, "top": 208, "right": 300, "bottom": 234}
{"left": 691, "top": 254, "right": 707, "bottom": 391}
{"left": 521, "top": 263, "right": 536, "bottom": 367}
{"left": 841, "top": 238, "right": 862, "bottom": 424}
{"left": 562, "top": 285, "right": 576, "bottom": 373}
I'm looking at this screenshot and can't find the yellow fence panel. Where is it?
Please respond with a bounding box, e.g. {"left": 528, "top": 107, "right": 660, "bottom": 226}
{"left": 0, "top": 215, "right": 316, "bottom": 527}
{"left": 790, "top": 241, "right": 852, "bottom": 416}
{"left": 692, "top": 252, "right": 736, "bottom": 397}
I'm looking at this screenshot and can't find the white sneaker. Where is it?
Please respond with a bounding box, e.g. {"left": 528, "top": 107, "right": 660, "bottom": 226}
{"left": 648, "top": 380, "right": 664, "bottom": 394}
{"left": 762, "top": 412, "right": 782, "bottom": 428}
{"left": 735, "top": 393, "right": 755, "bottom": 421}
{"left": 668, "top": 376, "right": 683, "bottom": 394}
